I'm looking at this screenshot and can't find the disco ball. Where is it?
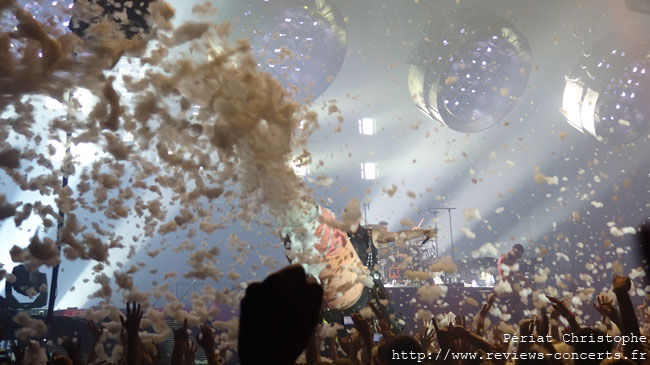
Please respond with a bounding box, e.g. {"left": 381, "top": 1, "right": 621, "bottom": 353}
{"left": 561, "top": 36, "right": 650, "bottom": 144}
{"left": 408, "top": 7, "right": 532, "bottom": 133}
{"left": 0, "top": 0, "right": 74, "bottom": 34}
{"left": 234, "top": 0, "right": 348, "bottom": 102}
{"left": 68, "top": 0, "right": 153, "bottom": 39}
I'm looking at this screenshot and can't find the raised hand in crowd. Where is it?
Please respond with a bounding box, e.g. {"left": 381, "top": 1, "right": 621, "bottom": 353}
{"left": 195, "top": 323, "right": 221, "bottom": 365}
{"left": 476, "top": 294, "right": 495, "bottom": 336}
{"left": 447, "top": 320, "right": 494, "bottom": 356}
{"left": 431, "top": 317, "right": 452, "bottom": 353}
{"left": 594, "top": 294, "right": 622, "bottom": 329}
{"left": 546, "top": 294, "right": 580, "bottom": 332}
{"left": 10, "top": 340, "right": 25, "bottom": 365}
{"left": 350, "top": 313, "right": 373, "bottom": 365}
{"left": 120, "top": 302, "right": 143, "bottom": 334}
{"left": 491, "top": 326, "right": 509, "bottom": 354}
{"left": 238, "top": 264, "right": 323, "bottom": 365}
{"left": 535, "top": 308, "right": 559, "bottom": 361}
{"left": 86, "top": 320, "right": 104, "bottom": 364}
{"left": 415, "top": 319, "right": 435, "bottom": 353}
{"left": 171, "top": 318, "right": 190, "bottom": 364}
{"left": 348, "top": 333, "right": 363, "bottom": 365}
{"left": 119, "top": 301, "right": 143, "bottom": 365}
{"left": 479, "top": 294, "right": 495, "bottom": 318}
{"left": 451, "top": 313, "right": 471, "bottom": 352}
{"left": 369, "top": 301, "right": 394, "bottom": 339}
{"left": 516, "top": 318, "right": 535, "bottom": 353}
{"left": 612, "top": 275, "right": 646, "bottom": 359}
{"left": 612, "top": 276, "right": 641, "bottom": 335}
{"left": 149, "top": 340, "right": 165, "bottom": 365}
{"left": 305, "top": 325, "right": 321, "bottom": 365}
{"left": 453, "top": 313, "right": 466, "bottom": 329}
{"left": 548, "top": 300, "right": 563, "bottom": 341}
{"left": 184, "top": 341, "right": 197, "bottom": 365}
{"left": 337, "top": 332, "right": 362, "bottom": 365}
{"left": 61, "top": 335, "right": 83, "bottom": 365}
{"left": 536, "top": 307, "right": 550, "bottom": 338}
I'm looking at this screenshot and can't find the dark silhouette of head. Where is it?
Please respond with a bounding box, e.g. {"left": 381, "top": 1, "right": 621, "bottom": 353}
{"left": 377, "top": 334, "right": 423, "bottom": 365}
{"left": 378, "top": 221, "right": 389, "bottom": 232}
{"left": 636, "top": 221, "right": 650, "bottom": 286}
{"left": 506, "top": 244, "right": 525, "bottom": 262}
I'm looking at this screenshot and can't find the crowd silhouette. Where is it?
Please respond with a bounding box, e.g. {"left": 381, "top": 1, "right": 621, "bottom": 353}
{"left": 1, "top": 222, "right": 649, "bottom": 365}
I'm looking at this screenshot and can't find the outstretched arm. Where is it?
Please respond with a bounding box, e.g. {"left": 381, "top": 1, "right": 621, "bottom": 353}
{"left": 120, "top": 302, "right": 143, "bottom": 365}
{"left": 87, "top": 320, "right": 104, "bottom": 364}
{"left": 374, "top": 228, "right": 436, "bottom": 244}
{"left": 594, "top": 294, "right": 622, "bottom": 330}
{"left": 305, "top": 325, "right": 321, "bottom": 365}
{"left": 612, "top": 275, "right": 644, "bottom": 359}
{"left": 613, "top": 276, "right": 641, "bottom": 336}
{"left": 516, "top": 319, "right": 534, "bottom": 354}
{"left": 535, "top": 309, "right": 561, "bottom": 365}
{"left": 61, "top": 335, "right": 83, "bottom": 365}
{"left": 476, "top": 294, "right": 495, "bottom": 336}
{"left": 351, "top": 314, "right": 373, "bottom": 365}
{"left": 171, "top": 319, "right": 190, "bottom": 365}
{"left": 415, "top": 320, "right": 435, "bottom": 353}
{"left": 10, "top": 340, "right": 25, "bottom": 365}
{"left": 447, "top": 325, "right": 495, "bottom": 354}
{"left": 196, "top": 324, "right": 219, "bottom": 365}
{"left": 546, "top": 295, "right": 580, "bottom": 333}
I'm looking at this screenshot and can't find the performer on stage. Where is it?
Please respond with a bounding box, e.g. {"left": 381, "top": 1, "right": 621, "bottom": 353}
{"left": 281, "top": 202, "right": 435, "bottom": 331}
{"left": 325, "top": 215, "right": 435, "bottom": 331}
{"left": 349, "top": 220, "right": 437, "bottom": 277}
{"left": 497, "top": 243, "right": 525, "bottom": 288}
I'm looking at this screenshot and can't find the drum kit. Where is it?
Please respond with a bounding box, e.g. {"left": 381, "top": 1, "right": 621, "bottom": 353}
{"left": 378, "top": 242, "right": 539, "bottom": 288}
{"left": 378, "top": 237, "right": 440, "bottom": 287}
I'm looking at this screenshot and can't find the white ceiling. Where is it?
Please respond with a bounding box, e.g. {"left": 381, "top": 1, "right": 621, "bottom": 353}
{"left": 1, "top": 0, "right": 649, "bottom": 309}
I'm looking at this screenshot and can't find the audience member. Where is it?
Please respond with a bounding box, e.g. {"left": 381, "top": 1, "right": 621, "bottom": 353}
{"left": 4, "top": 226, "right": 650, "bottom": 364}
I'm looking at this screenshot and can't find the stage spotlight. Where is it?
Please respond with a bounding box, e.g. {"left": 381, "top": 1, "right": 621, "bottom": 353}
{"left": 236, "top": 0, "right": 348, "bottom": 102}
{"left": 561, "top": 36, "right": 650, "bottom": 144}
{"left": 625, "top": 0, "right": 650, "bottom": 14}
{"left": 408, "top": 7, "right": 532, "bottom": 133}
